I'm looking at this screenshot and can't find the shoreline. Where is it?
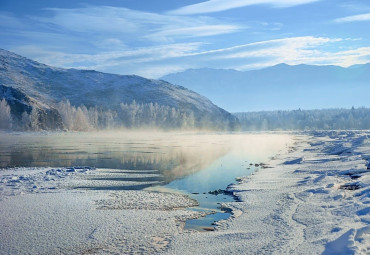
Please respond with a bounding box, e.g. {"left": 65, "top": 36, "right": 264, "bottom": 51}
{"left": 1, "top": 131, "right": 368, "bottom": 254}
{"left": 164, "top": 131, "right": 370, "bottom": 254}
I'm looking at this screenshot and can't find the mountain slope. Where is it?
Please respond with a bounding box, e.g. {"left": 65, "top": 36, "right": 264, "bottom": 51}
{"left": 161, "top": 64, "right": 370, "bottom": 112}
{"left": 0, "top": 49, "right": 238, "bottom": 130}
{"left": 0, "top": 85, "right": 63, "bottom": 130}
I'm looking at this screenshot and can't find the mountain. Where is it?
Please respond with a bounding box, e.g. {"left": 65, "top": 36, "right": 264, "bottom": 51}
{"left": 0, "top": 85, "right": 63, "bottom": 130}
{"left": 161, "top": 63, "right": 370, "bottom": 112}
{"left": 0, "top": 49, "right": 238, "bottom": 130}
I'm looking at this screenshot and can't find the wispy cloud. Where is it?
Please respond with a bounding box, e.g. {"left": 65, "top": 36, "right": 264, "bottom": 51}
{"left": 133, "top": 64, "right": 192, "bottom": 78}
{"left": 218, "top": 36, "right": 339, "bottom": 59}
{"left": 338, "top": 3, "right": 370, "bottom": 13}
{"left": 37, "top": 6, "right": 241, "bottom": 42}
{"left": 214, "top": 37, "right": 370, "bottom": 70}
{"left": 13, "top": 42, "right": 203, "bottom": 71}
{"left": 14, "top": 36, "right": 370, "bottom": 78}
{"left": 4, "top": 3, "right": 370, "bottom": 79}
{"left": 169, "top": 0, "right": 321, "bottom": 15}
{"left": 167, "top": 36, "right": 338, "bottom": 62}
{"left": 334, "top": 13, "right": 370, "bottom": 23}
{"left": 0, "top": 12, "right": 24, "bottom": 29}
{"left": 146, "top": 25, "right": 240, "bottom": 41}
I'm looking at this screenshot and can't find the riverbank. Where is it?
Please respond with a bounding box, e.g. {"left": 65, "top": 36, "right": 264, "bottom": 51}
{"left": 0, "top": 131, "right": 369, "bottom": 254}
{"left": 0, "top": 132, "right": 291, "bottom": 254}
{"left": 0, "top": 168, "right": 201, "bottom": 254}
{"left": 165, "top": 131, "right": 370, "bottom": 254}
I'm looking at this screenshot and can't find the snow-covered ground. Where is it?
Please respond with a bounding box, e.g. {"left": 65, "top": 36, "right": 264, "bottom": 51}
{"left": 165, "top": 131, "right": 370, "bottom": 255}
{"left": 0, "top": 131, "right": 369, "bottom": 254}
{"left": 0, "top": 167, "right": 200, "bottom": 254}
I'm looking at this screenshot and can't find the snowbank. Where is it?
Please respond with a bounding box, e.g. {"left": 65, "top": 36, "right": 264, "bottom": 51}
{"left": 0, "top": 166, "right": 94, "bottom": 197}
{"left": 164, "top": 131, "right": 370, "bottom": 254}
{"left": 0, "top": 166, "right": 200, "bottom": 254}
{"left": 1, "top": 131, "right": 369, "bottom": 254}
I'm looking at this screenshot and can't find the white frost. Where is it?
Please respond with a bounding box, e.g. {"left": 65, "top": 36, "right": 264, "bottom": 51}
{"left": 165, "top": 131, "right": 370, "bottom": 254}
{"left": 0, "top": 131, "right": 369, "bottom": 254}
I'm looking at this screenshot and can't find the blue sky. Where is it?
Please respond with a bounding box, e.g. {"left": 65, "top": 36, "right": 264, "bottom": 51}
{"left": 1, "top": 0, "right": 370, "bottom": 78}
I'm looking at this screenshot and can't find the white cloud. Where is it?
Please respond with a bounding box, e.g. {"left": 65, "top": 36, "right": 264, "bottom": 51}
{"left": 334, "top": 13, "right": 370, "bottom": 23}
{"left": 338, "top": 3, "right": 370, "bottom": 13}
{"left": 95, "top": 38, "right": 127, "bottom": 50}
{"left": 13, "top": 43, "right": 203, "bottom": 73}
{"left": 219, "top": 36, "right": 339, "bottom": 59}
{"left": 37, "top": 6, "right": 241, "bottom": 42}
{"left": 13, "top": 36, "right": 370, "bottom": 78}
{"left": 169, "top": 0, "right": 321, "bottom": 15}
{"left": 133, "top": 65, "right": 191, "bottom": 78}
{"left": 214, "top": 37, "right": 370, "bottom": 70}
{"left": 147, "top": 25, "right": 240, "bottom": 41}
{"left": 169, "top": 36, "right": 337, "bottom": 61}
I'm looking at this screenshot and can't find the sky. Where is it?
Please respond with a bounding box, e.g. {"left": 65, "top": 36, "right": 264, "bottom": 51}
{"left": 1, "top": 0, "right": 370, "bottom": 78}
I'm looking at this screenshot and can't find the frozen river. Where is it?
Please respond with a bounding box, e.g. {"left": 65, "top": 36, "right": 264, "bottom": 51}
{"left": 1, "top": 131, "right": 368, "bottom": 254}
{"left": 0, "top": 131, "right": 292, "bottom": 230}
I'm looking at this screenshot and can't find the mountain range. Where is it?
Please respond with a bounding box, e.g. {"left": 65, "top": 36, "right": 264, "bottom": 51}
{"left": 162, "top": 63, "right": 370, "bottom": 112}
{"left": 0, "top": 49, "right": 238, "bottom": 130}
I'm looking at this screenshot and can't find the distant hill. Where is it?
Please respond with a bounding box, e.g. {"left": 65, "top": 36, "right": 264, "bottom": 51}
{"left": 0, "top": 49, "right": 238, "bottom": 130}
{"left": 161, "top": 63, "right": 370, "bottom": 112}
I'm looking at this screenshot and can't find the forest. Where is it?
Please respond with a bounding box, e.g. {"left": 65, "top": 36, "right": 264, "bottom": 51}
{"left": 2, "top": 98, "right": 369, "bottom": 131}
{"left": 235, "top": 108, "right": 370, "bottom": 131}
{"left": 0, "top": 99, "right": 229, "bottom": 131}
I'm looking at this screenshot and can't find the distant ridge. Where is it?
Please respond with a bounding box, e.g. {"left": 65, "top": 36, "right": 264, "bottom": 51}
{"left": 161, "top": 63, "right": 370, "bottom": 112}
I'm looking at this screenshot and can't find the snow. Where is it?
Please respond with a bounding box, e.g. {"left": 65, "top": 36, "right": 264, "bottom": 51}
{"left": 0, "top": 166, "right": 201, "bottom": 254}
{"left": 0, "top": 131, "right": 369, "bottom": 254}
{"left": 0, "top": 192, "right": 199, "bottom": 255}
{"left": 0, "top": 49, "right": 233, "bottom": 121}
{"left": 0, "top": 166, "right": 94, "bottom": 197}
{"left": 164, "top": 131, "right": 370, "bottom": 254}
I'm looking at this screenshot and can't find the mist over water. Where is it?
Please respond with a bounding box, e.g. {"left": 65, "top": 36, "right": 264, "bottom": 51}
{"left": 0, "top": 130, "right": 293, "bottom": 230}
{"left": 0, "top": 131, "right": 291, "bottom": 181}
{"left": 0, "top": 131, "right": 230, "bottom": 180}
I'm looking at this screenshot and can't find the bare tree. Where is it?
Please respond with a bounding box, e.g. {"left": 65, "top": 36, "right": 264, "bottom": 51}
{"left": 0, "top": 99, "right": 12, "bottom": 130}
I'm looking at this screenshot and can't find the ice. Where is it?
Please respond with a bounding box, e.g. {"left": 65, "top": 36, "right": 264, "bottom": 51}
{"left": 164, "top": 131, "right": 370, "bottom": 254}
{"left": 1, "top": 131, "right": 369, "bottom": 254}
{"left": 0, "top": 166, "right": 94, "bottom": 196}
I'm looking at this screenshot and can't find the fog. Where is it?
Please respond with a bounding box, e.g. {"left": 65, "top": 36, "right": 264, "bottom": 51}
{"left": 0, "top": 131, "right": 293, "bottom": 182}
{"left": 0, "top": 99, "right": 235, "bottom": 132}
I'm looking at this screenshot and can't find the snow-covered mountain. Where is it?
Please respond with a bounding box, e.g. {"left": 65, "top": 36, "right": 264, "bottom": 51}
{"left": 0, "top": 49, "right": 238, "bottom": 130}
{"left": 161, "top": 64, "right": 370, "bottom": 112}
{"left": 0, "top": 84, "right": 63, "bottom": 129}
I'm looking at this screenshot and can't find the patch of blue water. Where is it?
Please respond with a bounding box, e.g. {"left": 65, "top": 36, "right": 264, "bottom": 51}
{"left": 163, "top": 153, "right": 256, "bottom": 231}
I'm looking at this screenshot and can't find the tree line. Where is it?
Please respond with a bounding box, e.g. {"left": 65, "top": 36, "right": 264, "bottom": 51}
{"left": 56, "top": 100, "right": 197, "bottom": 131}
{"left": 234, "top": 108, "right": 370, "bottom": 131}
{"left": 0, "top": 99, "right": 231, "bottom": 131}
{"left": 5, "top": 98, "right": 367, "bottom": 132}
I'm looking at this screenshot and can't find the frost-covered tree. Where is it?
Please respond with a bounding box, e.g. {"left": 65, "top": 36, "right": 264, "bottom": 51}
{"left": 56, "top": 100, "right": 91, "bottom": 131}
{"left": 87, "top": 107, "right": 99, "bottom": 129}
{"left": 235, "top": 108, "right": 370, "bottom": 131}
{"left": 55, "top": 99, "right": 235, "bottom": 131}
{"left": 30, "top": 108, "right": 40, "bottom": 131}
{"left": 20, "top": 111, "right": 31, "bottom": 130}
{"left": 0, "top": 98, "right": 12, "bottom": 130}
{"left": 74, "top": 107, "right": 91, "bottom": 131}
{"left": 57, "top": 100, "right": 74, "bottom": 130}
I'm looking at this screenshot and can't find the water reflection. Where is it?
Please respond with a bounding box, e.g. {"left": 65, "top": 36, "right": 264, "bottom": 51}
{"left": 0, "top": 131, "right": 232, "bottom": 182}
{"left": 0, "top": 131, "right": 293, "bottom": 230}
